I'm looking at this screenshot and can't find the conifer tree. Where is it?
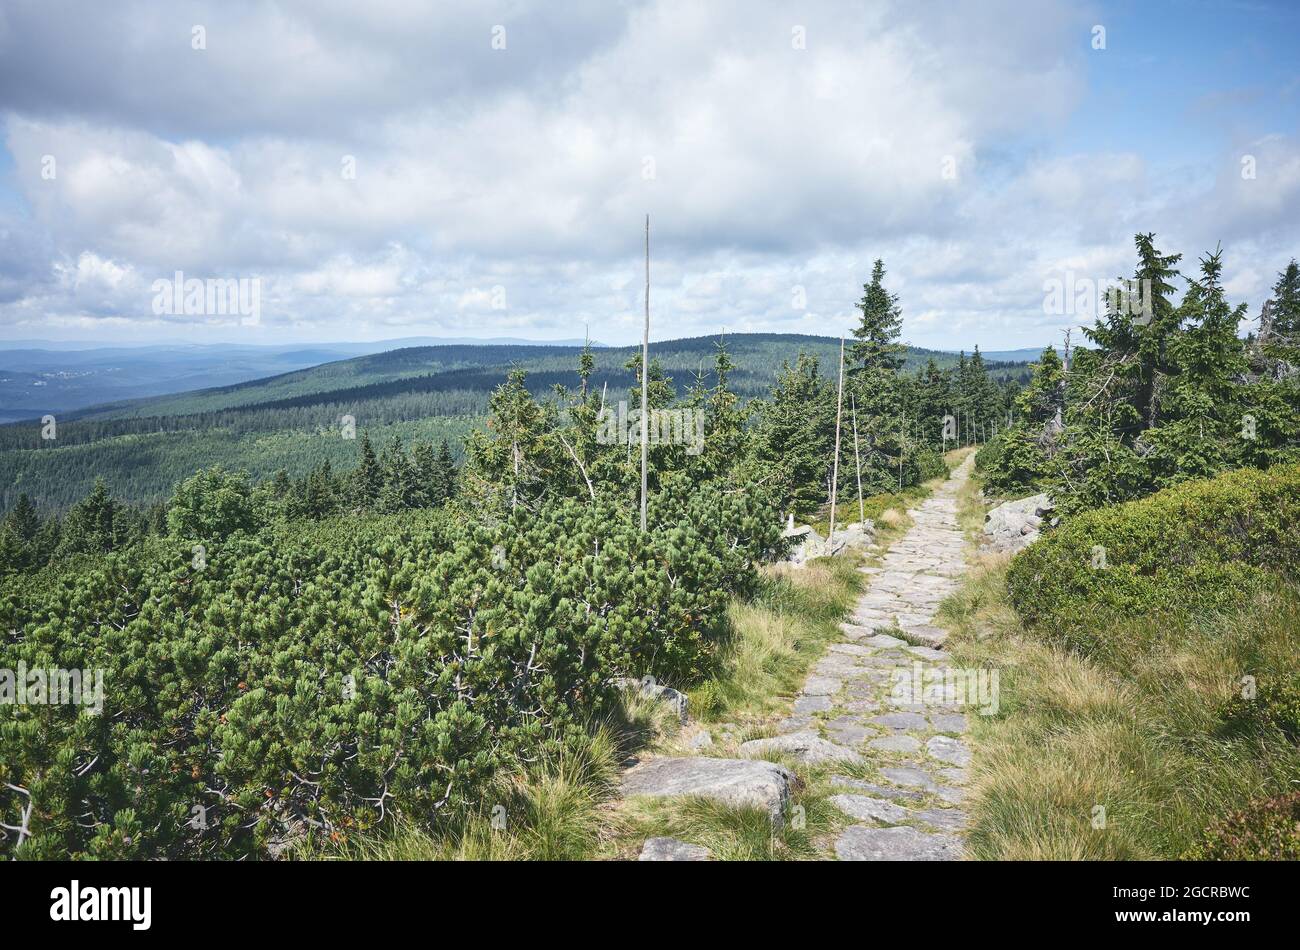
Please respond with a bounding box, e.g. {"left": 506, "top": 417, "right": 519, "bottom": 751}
{"left": 849, "top": 259, "right": 906, "bottom": 421}
{"left": 353, "top": 432, "right": 382, "bottom": 509}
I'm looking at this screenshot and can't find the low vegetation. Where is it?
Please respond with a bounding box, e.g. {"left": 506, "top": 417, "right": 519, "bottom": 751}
{"left": 947, "top": 462, "right": 1300, "bottom": 859}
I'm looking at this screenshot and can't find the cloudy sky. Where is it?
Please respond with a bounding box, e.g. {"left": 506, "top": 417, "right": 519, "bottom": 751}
{"left": 0, "top": 0, "right": 1297, "bottom": 350}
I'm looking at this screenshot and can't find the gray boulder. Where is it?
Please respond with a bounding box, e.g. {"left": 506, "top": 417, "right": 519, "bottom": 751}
{"left": 612, "top": 677, "right": 688, "bottom": 724}
{"left": 739, "top": 730, "right": 866, "bottom": 766}
{"left": 620, "top": 756, "right": 798, "bottom": 826}
{"left": 982, "top": 493, "right": 1053, "bottom": 553}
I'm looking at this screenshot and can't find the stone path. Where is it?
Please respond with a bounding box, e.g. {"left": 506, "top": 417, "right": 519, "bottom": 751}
{"left": 622, "top": 454, "right": 976, "bottom": 861}
{"left": 796, "top": 453, "right": 976, "bottom": 860}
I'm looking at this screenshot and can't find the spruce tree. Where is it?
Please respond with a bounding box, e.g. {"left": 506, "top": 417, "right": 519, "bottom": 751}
{"left": 354, "top": 432, "right": 382, "bottom": 509}
{"left": 434, "top": 440, "right": 458, "bottom": 504}
{"left": 411, "top": 440, "right": 439, "bottom": 507}
{"left": 1268, "top": 259, "right": 1300, "bottom": 337}
{"left": 752, "top": 353, "right": 835, "bottom": 514}
{"left": 850, "top": 259, "right": 906, "bottom": 377}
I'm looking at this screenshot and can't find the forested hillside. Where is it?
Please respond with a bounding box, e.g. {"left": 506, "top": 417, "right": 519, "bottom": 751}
{"left": 0, "top": 259, "right": 1019, "bottom": 859}
{"left": 0, "top": 332, "right": 1028, "bottom": 512}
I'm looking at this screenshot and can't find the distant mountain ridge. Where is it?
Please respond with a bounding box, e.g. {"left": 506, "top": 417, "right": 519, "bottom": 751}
{"left": 0, "top": 336, "right": 603, "bottom": 420}
{"left": 0, "top": 332, "right": 1036, "bottom": 510}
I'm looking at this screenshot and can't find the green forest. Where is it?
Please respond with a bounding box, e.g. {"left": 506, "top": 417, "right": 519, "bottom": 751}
{"left": 0, "top": 330, "right": 1029, "bottom": 513}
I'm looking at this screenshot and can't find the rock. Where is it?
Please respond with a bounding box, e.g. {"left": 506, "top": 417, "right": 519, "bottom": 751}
{"left": 684, "top": 729, "right": 713, "bottom": 751}
{"left": 926, "top": 735, "right": 971, "bottom": 767}
{"left": 792, "top": 694, "right": 833, "bottom": 714}
{"left": 638, "top": 836, "right": 712, "bottom": 861}
{"left": 829, "top": 794, "right": 911, "bottom": 824}
{"left": 982, "top": 493, "right": 1052, "bottom": 554}
{"left": 897, "top": 624, "right": 949, "bottom": 648}
{"left": 880, "top": 765, "right": 939, "bottom": 791}
{"left": 929, "top": 713, "right": 968, "bottom": 733}
{"left": 828, "top": 776, "right": 924, "bottom": 800}
{"left": 869, "top": 711, "right": 929, "bottom": 731}
{"left": 739, "top": 730, "right": 865, "bottom": 766}
{"left": 801, "top": 675, "right": 842, "bottom": 696}
{"left": 834, "top": 825, "right": 962, "bottom": 861}
{"left": 869, "top": 734, "right": 922, "bottom": 754}
{"left": 936, "top": 785, "right": 966, "bottom": 805}
{"left": 823, "top": 716, "right": 873, "bottom": 747}
{"left": 915, "top": 809, "right": 967, "bottom": 832}
{"left": 864, "top": 632, "right": 907, "bottom": 648}
{"left": 835, "top": 520, "right": 876, "bottom": 550}
{"left": 782, "top": 524, "right": 849, "bottom": 565}
{"left": 828, "top": 643, "right": 875, "bottom": 657}
{"left": 612, "top": 677, "right": 688, "bottom": 724}
{"left": 620, "top": 757, "right": 798, "bottom": 825}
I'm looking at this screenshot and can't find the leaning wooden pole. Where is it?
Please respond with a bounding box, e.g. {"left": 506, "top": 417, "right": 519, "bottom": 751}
{"left": 639, "top": 214, "right": 650, "bottom": 533}
{"left": 828, "top": 338, "right": 845, "bottom": 548}
{"left": 851, "top": 394, "right": 864, "bottom": 525}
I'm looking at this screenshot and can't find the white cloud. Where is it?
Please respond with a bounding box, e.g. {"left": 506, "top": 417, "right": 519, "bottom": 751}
{"left": 0, "top": 0, "right": 1296, "bottom": 350}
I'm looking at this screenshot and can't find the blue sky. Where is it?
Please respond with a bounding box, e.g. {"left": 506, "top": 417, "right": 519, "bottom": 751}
{"left": 0, "top": 0, "right": 1296, "bottom": 350}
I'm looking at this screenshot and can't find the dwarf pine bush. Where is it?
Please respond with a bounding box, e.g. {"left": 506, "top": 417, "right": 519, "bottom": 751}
{"left": 1005, "top": 462, "right": 1300, "bottom": 653}
{"left": 0, "top": 483, "right": 779, "bottom": 859}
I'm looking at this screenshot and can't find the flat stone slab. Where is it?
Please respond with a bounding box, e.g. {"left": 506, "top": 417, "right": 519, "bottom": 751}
{"left": 906, "top": 646, "right": 949, "bottom": 662}
{"left": 823, "top": 718, "right": 873, "bottom": 747}
{"left": 898, "top": 625, "right": 949, "bottom": 648}
{"left": 828, "top": 642, "right": 875, "bottom": 656}
{"left": 915, "top": 808, "right": 967, "bottom": 832}
{"left": 880, "top": 766, "right": 939, "bottom": 791}
{"left": 792, "top": 694, "right": 833, "bottom": 714}
{"left": 864, "top": 633, "right": 907, "bottom": 648}
{"left": 936, "top": 785, "right": 965, "bottom": 805}
{"left": 777, "top": 714, "right": 814, "bottom": 734}
{"left": 829, "top": 794, "right": 911, "bottom": 824}
{"left": 835, "top": 825, "right": 962, "bottom": 861}
{"left": 828, "top": 776, "right": 924, "bottom": 800}
{"left": 936, "top": 767, "right": 969, "bottom": 785}
{"left": 930, "top": 713, "right": 968, "bottom": 733}
{"left": 638, "top": 836, "right": 712, "bottom": 861}
{"left": 740, "top": 731, "right": 864, "bottom": 766}
{"left": 869, "top": 734, "right": 922, "bottom": 754}
{"left": 926, "top": 735, "right": 972, "bottom": 767}
{"left": 802, "top": 675, "right": 842, "bottom": 696}
{"left": 620, "top": 757, "right": 796, "bottom": 824}
{"left": 842, "top": 699, "right": 882, "bottom": 714}
{"left": 870, "top": 711, "right": 929, "bottom": 731}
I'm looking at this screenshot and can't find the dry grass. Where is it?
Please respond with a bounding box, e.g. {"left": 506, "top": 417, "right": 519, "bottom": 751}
{"left": 941, "top": 466, "right": 1300, "bottom": 860}
{"left": 692, "top": 556, "right": 862, "bottom": 724}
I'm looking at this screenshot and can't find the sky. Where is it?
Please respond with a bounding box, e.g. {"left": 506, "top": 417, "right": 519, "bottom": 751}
{"left": 0, "top": 0, "right": 1297, "bottom": 350}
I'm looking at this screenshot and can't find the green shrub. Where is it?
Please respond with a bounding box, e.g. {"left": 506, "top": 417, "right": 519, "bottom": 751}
{"left": 976, "top": 428, "right": 1049, "bottom": 497}
{"left": 0, "top": 482, "right": 779, "bottom": 860}
{"left": 1184, "top": 792, "right": 1300, "bottom": 860}
{"left": 1219, "top": 672, "right": 1300, "bottom": 742}
{"left": 1006, "top": 463, "right": 1300, "bottom": 652}
{"left": 910, "top": 447, "right": 950, "bottom": 483}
